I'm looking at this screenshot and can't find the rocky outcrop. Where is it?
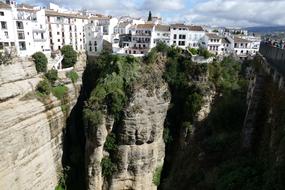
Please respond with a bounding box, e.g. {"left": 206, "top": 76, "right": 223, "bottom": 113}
{"left": 86, "top": 84, "right": 170, "bottom": 190}
{"left": 0, "top": 55, "right": 86, "bottom": 190}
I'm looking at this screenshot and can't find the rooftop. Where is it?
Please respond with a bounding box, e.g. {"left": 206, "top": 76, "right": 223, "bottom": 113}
{"left": 234, "top": 36, "right": 251, "bottom": 43}
{"left": 137, "top": 24, "right": 155, "bottom": 29}
{"left": 222, "top": 38, "right": 231, "bottom": 44}
{"left": 188, "top": 25, "right": 204, "bottom": 32}
{"left": 45, "top": 10, "right": 89, "bottom": 19}
{"left": 0, "top": 2, "right": 11, "bottom": 9}
{"left": 206, "top": 33, "right": 222, "bottom": 39}
{"left": 155, "top": 24, "right": 170, "bottom": 32}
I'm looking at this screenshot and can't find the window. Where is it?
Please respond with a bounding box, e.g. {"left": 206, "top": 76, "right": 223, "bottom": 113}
{"left": 1, "top": 21, "right": 7, "bottom": 29}
{"left": 0, "top": 42, "right": 3, "bottom": 49}
{"left": 95, "top": 47, "right": 97, "bottom": 52}
{"left": 94, "top": 41, "right": 97, "bottom": 46}
{"left": 89, "top": 47, "right": 92, "bottom": 51}
{"left": 17, "top": 32, "right": 25, "bottom": 40}
{"left": 174, "top": 34, "right": 177, "bottom": 39}
{"left": 4, "top": 42, "right": 9, "bottom": 46}
{"left": 49, "top": 32, "right": 52, "bottom": 37}
{"left": 0, "top": 12, "right": 4, "bottom": 16}
{"left": 173, "top": 41, "right": 176, "bottom": 44}
{"left": 11, "top": 42, "right": 15, "bottom": 46}
{"left": 4, "top": 31, "right": 8, "bottom": 38}
{"left": 179, "top": 35, "right": 186, "bottom": 39}
{"left": 57, "top": 32, "right": 60, "bottom": 35}
{"left": 178, "top": 41, "right": 185, "bottom": 46}
{"left": 58, "top": 39, "right": 60, "bottom": 42}
{"left": 19, "top": 42, "right": 26, "bottom": 50}
{"left": 16, "top": 21, "right": 23, "bottom": 29}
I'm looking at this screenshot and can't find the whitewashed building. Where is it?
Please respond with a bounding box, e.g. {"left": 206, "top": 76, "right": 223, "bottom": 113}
{"left": 85, "top": 23, "right": 103, "bottom": 56}
{"left": 170, "top": 24, "right": 205, "bottom": 49}
{"left": 45, "top": 9, "right": 89, "bottom": 52}
{"left": 153, "top": 24, "right": 170, "bottom": 45}
{"left": 0, "top": 2, "right": 16, "bottom": 53}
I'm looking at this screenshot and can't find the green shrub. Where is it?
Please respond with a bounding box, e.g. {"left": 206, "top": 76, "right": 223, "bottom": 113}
{"left": 104, "top": 133, "right": 117, "bottom": 152}
{"left": 199, "top": 48, "right": 212, "bottom": 58}
{"left": 83, "top": 109, "right": 103, "bottom": 128}
{"left": 144, "top": 49, "right": 158, "bottom": 64}
{"left": 153, "top": 166, "right": 163, "bottom": 186}
{"left": 61, "top": 45, "right": 77, "bottom": 68}
{"left": 101, "top": 157, "right": 117, "bottom": 177}
{"left": 32, "top": 52, "right": 48, "bottom": 73}
{"left": 189, "top": 48, "right": 198, "bottom": 55}
{"left": 66, "top": 70, "right": 79, "bottom": 83}
{"left": 52, "top": 85, "right": 68, "bottom": 100}
{"left": 45, "top": 69, "right": 58, "bottom": 85}
{"left": 36, "top": 79, "right": 51, "bottom": 95}
{"left": 156, "top": 41, "right": 169, "bottom": 54}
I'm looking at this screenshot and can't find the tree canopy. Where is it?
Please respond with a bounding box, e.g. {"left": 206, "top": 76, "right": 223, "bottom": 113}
{"left": 61, "top": 45, "right": 77, "bottom": 68}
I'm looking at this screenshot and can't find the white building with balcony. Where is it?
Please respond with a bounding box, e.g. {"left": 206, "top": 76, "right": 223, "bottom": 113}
{"left": 45, "top": 9, "right": 89, "bottom": 52}
{"left": 170, "top": 24, "right": 205, "bottom": 49}
{"left": 153, "top": 24, "right": 170, "bottom": 45}
{"left": 0, "top": 2, "right": 17, "bottom": 53}
{"left": 201, "top": 33, "right": 224, "bottom": 55}
{"left": 85, "top": 23, "right": 103, "bottom": 56}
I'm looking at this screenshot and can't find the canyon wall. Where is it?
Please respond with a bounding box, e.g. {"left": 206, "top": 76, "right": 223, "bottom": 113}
{"left": 0, "top": 55, "right": 85, "bottom": 190}
{"left": 86, "top": 84, "right": 170, "bottom": 190}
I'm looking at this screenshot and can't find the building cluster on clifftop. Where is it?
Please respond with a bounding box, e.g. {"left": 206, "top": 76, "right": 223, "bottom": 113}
{"left": 0, "top": 1, "right": 261, "bottom": 60}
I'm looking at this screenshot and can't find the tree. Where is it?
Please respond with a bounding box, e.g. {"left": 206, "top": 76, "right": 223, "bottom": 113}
{"left": 60, "top": 45, "right": 77, "bottom": 68}
{"left": 32, "top": 52, "right": 48, "bottom": 73}
{"left": 148, "top": 11, "right": 152, "bottom": 21}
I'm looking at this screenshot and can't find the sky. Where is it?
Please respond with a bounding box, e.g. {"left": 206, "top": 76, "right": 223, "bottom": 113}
{"left": 17, "top": 0, "right": 285, "bottom": 27}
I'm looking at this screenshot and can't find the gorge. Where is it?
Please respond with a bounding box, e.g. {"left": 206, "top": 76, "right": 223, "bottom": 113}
{"left": 0, "top": 45, "right": 285, "bottom": 190}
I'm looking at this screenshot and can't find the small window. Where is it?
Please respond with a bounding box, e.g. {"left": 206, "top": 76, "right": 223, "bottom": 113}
{"left": 0, "top": 12, "right": 4, "bottom": 16}
{"left": 19, "top": 42, "right": 26, "bottom": 50}
{"left": 11, "top": 42, "right": 15, "bottom": 46}
{"left": 1, "top": 21, "right": 7, "bottom": 29}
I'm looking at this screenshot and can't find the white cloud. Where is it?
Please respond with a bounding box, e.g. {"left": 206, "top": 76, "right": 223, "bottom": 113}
{"left": 184, "top": 0, "right": 285, "bottom": 27}
{"left": 19, "top": 0, "right": 285, "bottom": 27}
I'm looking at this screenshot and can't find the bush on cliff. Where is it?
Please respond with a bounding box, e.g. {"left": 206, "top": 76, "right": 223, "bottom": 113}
{"left": 66, "top": 70, "right": 79, "bottom": 83}
{"left": 36, "top": 78, "right": 51, "bottom": 95}
{"left": 61, "top": 45, "right": 77, "bottom": 68}
{"left": 52, "top": 85, "right": 68, "bottom": 100}
{"left": 101, "top": 157, "right": 117, "bottom": 177}
{"left": 32, "top": 52, "right": 47, "bottom": 73}
{"left": 45, "top": 69, "right": 58, "bottom": 85}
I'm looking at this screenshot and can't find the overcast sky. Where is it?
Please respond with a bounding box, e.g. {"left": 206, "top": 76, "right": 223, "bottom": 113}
{"left": 18, "top": 0, "right": 285, "bottom": 27}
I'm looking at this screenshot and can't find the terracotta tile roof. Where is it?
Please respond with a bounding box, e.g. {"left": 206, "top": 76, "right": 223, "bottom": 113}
{"left": 155, "top": 24, "right": 170, "bottom": 32}
{"left": 0, "top": 2, "right": 11, "bottom": 9}
{"left": 17, "top": 3, "right": 34, "bottom": 9}
{"left": 170, "top": 23, "right": 187, "bottom": 28}
{"left": 17, "top": 8, "right": 37, "bottom": 13}
{"left": 206, "top": 33, "right": 222, "bottom": 39}
{"left": 234, "top": 36, "right": 251, "bottom": 43}
{"left": 45, "top": 10, "right": 88, "bottom": 19}
{"left": 188, "top": 25, "right": 204, "bottom": 32}
{"left": 136, "top": 24, "right": 155, "bottom": 29}
{"left": 117, "top": 22, "right": 130, "bottom": 28}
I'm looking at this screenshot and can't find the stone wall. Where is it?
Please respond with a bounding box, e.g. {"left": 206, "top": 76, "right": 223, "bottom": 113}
{"left": 0, "top": 55, "right": 86, "bottom": 190}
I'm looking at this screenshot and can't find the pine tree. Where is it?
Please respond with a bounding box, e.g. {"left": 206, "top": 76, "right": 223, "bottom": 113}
{"left": 148, "top": 11, "right": 152, "bottom": 21}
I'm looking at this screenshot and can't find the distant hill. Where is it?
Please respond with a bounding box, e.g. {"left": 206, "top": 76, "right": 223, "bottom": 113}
{"left": 246, "top": 26, "right": 285, "bottom": 34}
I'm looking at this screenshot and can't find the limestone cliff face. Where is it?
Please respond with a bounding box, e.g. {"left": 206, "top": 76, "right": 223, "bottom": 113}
{"left": 0, "top": 55, "right": 86, "bottom": 190}
{"left": 86, "top": 84, "right": 170, "bottom": 190}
